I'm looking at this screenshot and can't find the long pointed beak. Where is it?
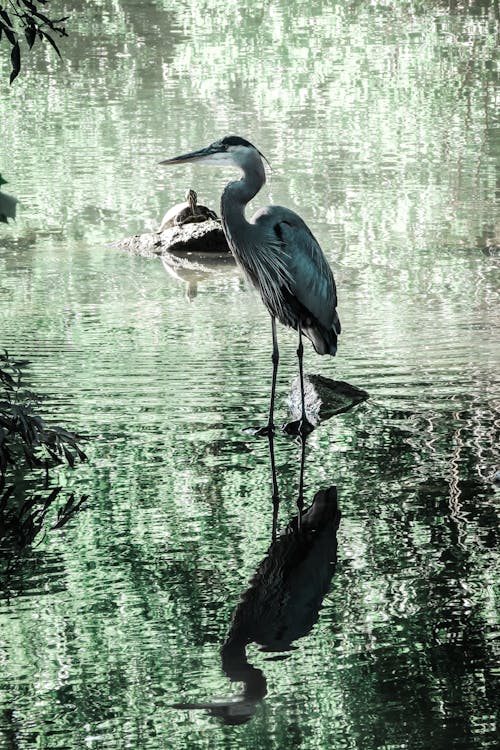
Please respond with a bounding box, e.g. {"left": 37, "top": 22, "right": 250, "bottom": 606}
{"left": 159, "top": 145, "right": 215, "bottom": 166}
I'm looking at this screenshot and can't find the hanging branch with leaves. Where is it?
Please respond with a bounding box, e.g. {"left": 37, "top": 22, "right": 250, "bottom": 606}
{"left": 0, "top": 1, "right": 69, "bottom": 84}
{"left": 0, "top": 350, "right": 87, "bottom": 486}
{"left": 0, "top": 351, "right": 89, "bottom": 553}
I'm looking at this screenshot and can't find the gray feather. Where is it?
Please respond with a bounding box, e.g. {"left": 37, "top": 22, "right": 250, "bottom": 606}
{"left": 253, "top": 206, "right": 338, "bottom": 328}
{"left": 251, "top": 206, "right": 340, "bottom": 353}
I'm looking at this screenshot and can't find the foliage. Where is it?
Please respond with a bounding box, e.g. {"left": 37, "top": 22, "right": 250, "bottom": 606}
{"left": 0, "top": 350, "right": 88, "bottom": 552}
{"left": 0, "top": 484, "right": 88, "bottom": 548}
{"left": 0, "top": 0, "right": 69, "bottom": 84}
{"left": 0, "top": 350, "right": 87, "bottom": 482}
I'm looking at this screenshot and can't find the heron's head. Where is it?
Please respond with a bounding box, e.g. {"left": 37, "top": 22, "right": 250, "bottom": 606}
{"left": 160, "top": 136, "right": 269, "bottom": 173}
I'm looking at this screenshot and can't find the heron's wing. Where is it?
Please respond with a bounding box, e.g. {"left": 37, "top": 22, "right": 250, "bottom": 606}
{"left": 253, "top": 206, "right": 340, "bottom": 332}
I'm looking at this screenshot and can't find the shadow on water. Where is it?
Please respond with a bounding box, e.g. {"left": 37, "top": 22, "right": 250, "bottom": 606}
{"left": 173, "top": 432, "right": 340, "bottom": 725}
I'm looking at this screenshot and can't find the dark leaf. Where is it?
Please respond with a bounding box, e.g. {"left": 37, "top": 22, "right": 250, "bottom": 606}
{"left": 0, "top": 10, "right": 12, "bottom": 28}
{"left": 62, "top": 445, "right": 75, "bottom": 467}
{"left": 46, "top": 446, "right": 63, "bottom": 464}
{"left": 31, "top": 10, "right": 52, "bottom": 24}
{"left": 0, "top": 485, "right": 14, "bottom": 513}
{"left": 31, "top": 10, "right": 67, "bottom": 30}
{"left": 20, "top": 1, "right": 38, "bottom": 11}
{"left": 40, "top": 30, "right": 61, "bottom": 58}
{"left": 20, "top": 494, "right": 39, "bottom": 516}
{"left": 72, "top": 493, "right": 89, "bottom": 514}
{"left": 51, "top": 493, "right": 88, "bottom": 529}
{"left": 0, "top": 370, "right": 15, "bottom": 387}
{"left": 25, "top": 25, "right": 36, "bottom": 49}
{"left": 10, "top": 42, "right": 21, "bottom": 85}
{"left": 28, "top": 415, "right": 44, "bottom": 431}
{"left": 50, "top": 17, "right": 70, "bottom": 28}
{"left": 0, "top": 17, "right": 16, "bottom": 46}
{"left": 22, "top": 444, "right": 41, "bottom": 468}
{"left": 41, "top": 486, "right": 62, "bottom": 511}
{"left": 75, "top": 445, "right": 88, "bottom": 462}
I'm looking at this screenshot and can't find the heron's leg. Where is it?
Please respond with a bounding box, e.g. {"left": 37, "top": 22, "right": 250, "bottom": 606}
{"left": 268, "top": 430, "right": 280, "bottom": 541}
{"left": 297, "top": 325, "right": 306, "bottom": 417}
{"left": 284, "top": 323, "right": 314, "bottom": 437}
{"left": 297, "top": 324, "right": 314, "bottom": 436}
{"left": 255, "top": 316, "right": 279, "bottom": 436}
{"left": 296, "top": 432, "right": 306, "bottom": 526}
{"left": 269, "top": 316, "right": 279, "bottom": 428}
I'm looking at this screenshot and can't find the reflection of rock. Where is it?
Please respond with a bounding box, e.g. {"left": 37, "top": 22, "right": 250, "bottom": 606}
{"left": 113, "top": 219, "right": 230, "bottom": 258}
{"left": 173, "top": 486, "right": 340, "bottom": 725}
{"left": 288, "top": 374, "right": 368, "bottom": 426}
{"left": 160, "top": 250, "right": 236, "bottom": 300}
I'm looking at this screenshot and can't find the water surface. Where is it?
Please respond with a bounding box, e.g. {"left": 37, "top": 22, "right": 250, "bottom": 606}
{"left": 0, "top": 1, "right": 498, "bottom": 748}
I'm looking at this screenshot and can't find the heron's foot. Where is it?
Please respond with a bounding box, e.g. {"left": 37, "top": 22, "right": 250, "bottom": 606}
{"left": 253, "top": 423, "right": 276, "bottom": 437}
{"left": 283, "top": 418, "right": 314, "bottom": 437}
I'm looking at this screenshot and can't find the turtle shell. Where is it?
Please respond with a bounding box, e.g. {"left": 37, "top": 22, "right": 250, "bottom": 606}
{"left": 159, "top": 192, "right": 218, "bottom": 232}
{"left": 175, "top": 204, "right": 218, "bottom": 226}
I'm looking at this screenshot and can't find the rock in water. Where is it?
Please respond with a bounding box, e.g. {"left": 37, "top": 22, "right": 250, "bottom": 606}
{"left": 288, "top": 374, "right": 368, "bottom": 426}
{"left": 112, "top": 220, "right": 229, "bottom": 259}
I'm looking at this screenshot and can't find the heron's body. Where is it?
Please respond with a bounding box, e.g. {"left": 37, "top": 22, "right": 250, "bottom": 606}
{"left": 223, "top": 200, "right": 340, "bottom": 355}
{"left": 160, "top": 135, "right": 340, "bottom": 434}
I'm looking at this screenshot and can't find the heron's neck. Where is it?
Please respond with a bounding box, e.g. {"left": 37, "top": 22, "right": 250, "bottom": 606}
{"left": 220, "top": 163, "right": 265, "bottom": 247}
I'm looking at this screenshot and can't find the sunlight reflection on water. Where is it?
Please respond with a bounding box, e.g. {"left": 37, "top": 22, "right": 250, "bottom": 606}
{"left": 0, "top": 0, "right": 499, "bottom": 748}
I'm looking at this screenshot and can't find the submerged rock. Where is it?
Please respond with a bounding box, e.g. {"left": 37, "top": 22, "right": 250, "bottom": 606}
{"left": 113, "top": 219, "right": 230, "bottom": 259}
{"left": 288, "top": 374, "right": 368, "bottom": 427}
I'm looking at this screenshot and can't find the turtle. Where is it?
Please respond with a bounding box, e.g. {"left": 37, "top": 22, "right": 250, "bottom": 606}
{"left": 158, "top": 189, "right": 218, "bottom": 232}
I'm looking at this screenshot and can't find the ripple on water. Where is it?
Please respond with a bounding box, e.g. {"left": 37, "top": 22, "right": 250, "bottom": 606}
{"left": 0, "top": 3, "right": 499, "bottom": 746}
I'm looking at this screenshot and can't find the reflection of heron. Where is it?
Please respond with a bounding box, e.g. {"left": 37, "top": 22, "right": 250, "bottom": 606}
{"left": 160, "top": 136, "right": 341, "bottom": 436}
{"left": 158, "top": 188, "right": 218, "bottom": 232}
{"left": 227, "top": 484, "right": 340, "bottom": 650}
{"left": 172, "top": 485, "right": 340, "bottom": 725}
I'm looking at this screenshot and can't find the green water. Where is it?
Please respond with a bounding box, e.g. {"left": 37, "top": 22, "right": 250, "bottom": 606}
{"left": 0, "top": 1, "right": 498, "bottom": 748}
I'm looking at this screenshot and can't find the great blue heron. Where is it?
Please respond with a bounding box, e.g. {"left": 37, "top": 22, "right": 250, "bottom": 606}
{"left": 160, "top": 135, "right": 340, "bottom": 435}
